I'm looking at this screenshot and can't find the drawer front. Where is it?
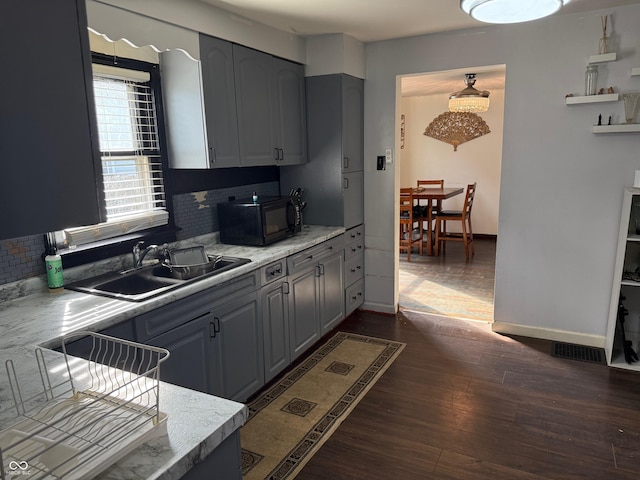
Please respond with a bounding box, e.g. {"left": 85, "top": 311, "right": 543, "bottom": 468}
{"left": 136, "top": 271, "right": 259, "bottom": 341}
{"left": 344, "top": 252, "right": 364, "bottom": 286}
{"left": 261, "top": 260, "right": 286, "bottom": 285}
{"left": 345, "top": 224, "right": 364, "bottom": 243}
{"left": 344, "top": 237, "right": 364, "bottom": 260}
{"left": 287, "top": 235, "right": 344, "bottom": 275}
{"left": 345, "top": 278, "right": 364, "bottom": 316}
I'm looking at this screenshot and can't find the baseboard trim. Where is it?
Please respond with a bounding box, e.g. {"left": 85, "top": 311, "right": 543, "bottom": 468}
{"left": 492, "top": 322, "right": 605, "bottom": 348}
{"left": 361, "top": 301, "right": 396, "bottom": 315}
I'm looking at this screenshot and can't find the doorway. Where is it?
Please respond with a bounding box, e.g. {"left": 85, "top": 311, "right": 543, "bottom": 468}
{"left": 396, "top": 66, "right": 505, "bottom": 323}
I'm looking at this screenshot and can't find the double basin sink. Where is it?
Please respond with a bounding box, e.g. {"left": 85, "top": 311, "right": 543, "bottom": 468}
{"left": 66, "top": 255, "right": 251, "bottom": 302}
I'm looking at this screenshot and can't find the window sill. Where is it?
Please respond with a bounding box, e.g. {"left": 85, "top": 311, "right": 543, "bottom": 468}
{"left": 58, "top": 226, "right": 179, "bottom": 269}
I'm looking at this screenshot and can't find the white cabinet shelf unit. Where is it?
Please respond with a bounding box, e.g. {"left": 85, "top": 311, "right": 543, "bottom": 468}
{"left": 631, "top": 68, "right": 640, "bottom": 76}
{"left": 593, "top": 124, "right": 640, "bottom": 134}
{"left": 606, "top": 188, "right": 640, "bottom": 372}
{"left": 565, "top": 93, "right": 619, "bottom": 105}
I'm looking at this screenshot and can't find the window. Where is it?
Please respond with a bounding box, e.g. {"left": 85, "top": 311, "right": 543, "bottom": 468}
{"left": 57, "top": 56, "right": 172, "bottom": 249}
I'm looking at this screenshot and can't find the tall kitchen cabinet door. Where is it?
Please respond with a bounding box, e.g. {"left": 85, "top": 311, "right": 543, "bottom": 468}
{"left": 212, "top": 292, "right": 264, "bottom": 402}
{"left": 260, "top": 278, "right": 290, "bottom": 383}
{"left": 342, "top": 75, "right": 365, "bottom": 173}
{"left": 273, "top": 58, "right": 307, "bottom": 166}
{"left": 233, "top": 45, "right": 278, "bottom": 167}
{"left": 280, "top": 74, "right": 364, "bottom": 229}
{"left": 199, "top": 35, "right": 241, "bottom": 168}
{"left": 1, "top": 0, "right": 103, "bottom": 239}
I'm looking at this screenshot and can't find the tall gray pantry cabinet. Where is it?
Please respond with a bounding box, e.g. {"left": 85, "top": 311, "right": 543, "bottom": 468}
{"left": 280, "top": 74, "right": 365, "bottom": 316}
{"left": 1, "top": 0, "right": 103, "bottom": 240}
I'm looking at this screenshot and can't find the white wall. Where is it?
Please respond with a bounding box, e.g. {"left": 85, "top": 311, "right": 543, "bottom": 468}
{"left": 363, "top": 5, "right": 640, "bottom": 346}
{"left": 400, "top": 87, "right": 504, "bottom": 235}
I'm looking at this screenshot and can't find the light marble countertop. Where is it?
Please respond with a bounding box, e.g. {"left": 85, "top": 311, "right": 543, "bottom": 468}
{"left": 0, "top": 225, "right": 345, "bottom": 479}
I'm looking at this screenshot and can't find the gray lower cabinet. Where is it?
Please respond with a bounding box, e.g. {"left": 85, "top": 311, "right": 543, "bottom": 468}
{"left": 212, "top": 292, "right": 263, "bottom": 402}
{"left": 288, "top": 262, "right": 322, "bottom": 360}
{"left": 319, "top": 248, "right": 345, "bottom": 334}
{"left": 135, "top": 271, "right": 262, "bottom": 401}
{"left": 287, "top": 235, "right": 345, "bottom": 360}
{"left": 260, "top": 274, "right": 290, "bottom": 383}
{"left": 344, "top": 225, "right": 365, "bottom": 315}
{"left": 145, "top": 312, "right": 221, "bottom": 395}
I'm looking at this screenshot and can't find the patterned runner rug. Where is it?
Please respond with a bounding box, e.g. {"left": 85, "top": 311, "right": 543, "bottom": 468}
{"left": 241, "top": 331, "right": 405, "bottom": 479}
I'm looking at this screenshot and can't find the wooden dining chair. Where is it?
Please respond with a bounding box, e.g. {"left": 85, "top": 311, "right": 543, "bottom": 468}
{"left": 399, "top": 188, "right": 423, "bottom": 261}
{"left": 434, "top": 183, "right": 476, "bottom": 260}
{"left": 416, "top": 179, "right": 444, "bottom": 250}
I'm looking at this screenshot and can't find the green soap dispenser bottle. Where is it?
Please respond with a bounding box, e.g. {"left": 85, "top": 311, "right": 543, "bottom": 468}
{"left": 45, "top": 235, "right": 64, "bottom": 292}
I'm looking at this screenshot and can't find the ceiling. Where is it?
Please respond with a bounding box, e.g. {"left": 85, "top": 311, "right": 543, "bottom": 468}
{"left": 199, "top": 0, "right": 640, "bottom": 43}
{"left": 197, "top": 0, "right": 640, "bottom": 97}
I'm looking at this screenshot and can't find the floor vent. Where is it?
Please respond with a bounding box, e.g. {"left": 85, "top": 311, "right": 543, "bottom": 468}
{"left": 551, "top": 342, "right": 606, "bottom": 364}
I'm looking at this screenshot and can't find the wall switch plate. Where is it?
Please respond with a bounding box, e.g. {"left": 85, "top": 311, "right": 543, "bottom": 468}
{"left": 377, "top": 156, "right": 386, "bottom": 170}
{"left": 385, "top": 148, "right": 393, "bottom": 164}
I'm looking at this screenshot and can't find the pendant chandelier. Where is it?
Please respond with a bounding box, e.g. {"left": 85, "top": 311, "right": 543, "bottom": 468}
{"left": 448, "top": 73, "right": 490, "bottom": 113}
{"left": 460, "top": 0, "right": 568, "bottom": 24}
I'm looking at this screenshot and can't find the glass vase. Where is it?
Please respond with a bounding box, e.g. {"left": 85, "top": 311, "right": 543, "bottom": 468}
{"left": 584, "top": 65, "right": 598, "bottom": 96}
{"left": 623, "top": 93, "right": 640, "bottom": 124}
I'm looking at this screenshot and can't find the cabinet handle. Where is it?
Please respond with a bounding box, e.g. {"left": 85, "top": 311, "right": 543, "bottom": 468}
{"left": 279, "top": 148, "right": 284, "bottom": 161}
{"left": 315, "top": 265, "right": 321, "bottom": 277}
{"left": 209, "top": 146, "right": 216, "bottom": 166}
{"left": 210, "top": 317, "right": 221, "bottom": 339}
{"left": 319, "top": 264, "right": 325, "bottom": 276}
{"left": 274, "top": 147, "right": 280, "bottom": 161}
{"left": 344, "top": 156, "right": 349, "bottom": 169}
{"left": 343, "top": 177, "right": 349, "bottom": 189}
{"left": 283, "top": 281, "right": 290, "bottom": 294}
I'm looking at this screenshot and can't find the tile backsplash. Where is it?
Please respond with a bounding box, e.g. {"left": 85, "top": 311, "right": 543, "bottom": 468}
{"left": 0, "top": 182, "right": 280, "bottom": 286}
{"left": 0, "top": 234, "right": 45, "bottom": 284}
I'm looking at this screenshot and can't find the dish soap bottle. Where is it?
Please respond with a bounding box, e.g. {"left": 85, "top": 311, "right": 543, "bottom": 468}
{"left": 45, "top": 244, "right": 64, "bottom": 292}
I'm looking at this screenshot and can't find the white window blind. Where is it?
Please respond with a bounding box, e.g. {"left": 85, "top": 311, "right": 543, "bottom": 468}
{"left": 64, "top": 68, "right": 168, "bottom": 246}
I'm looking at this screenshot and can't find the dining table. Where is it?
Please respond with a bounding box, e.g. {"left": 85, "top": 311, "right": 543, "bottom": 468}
{"left": 410, "top": 186, "right": 464, "bottom": 256}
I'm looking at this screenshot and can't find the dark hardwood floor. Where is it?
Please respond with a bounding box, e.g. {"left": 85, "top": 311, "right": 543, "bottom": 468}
{"left": 296, "top": 310, "right": 640, "bottom": 479}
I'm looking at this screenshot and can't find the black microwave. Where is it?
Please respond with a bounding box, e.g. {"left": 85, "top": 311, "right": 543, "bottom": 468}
{"left": 217, "top": 196, "right": 302, "bottom": 246}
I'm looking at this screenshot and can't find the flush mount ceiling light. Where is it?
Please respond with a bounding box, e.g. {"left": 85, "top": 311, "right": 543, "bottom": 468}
{"left": 448, "top": 73, "right": 490, "bottom": 113}
{"left": 461, "top": 0, "right": 568, "bottom": 24}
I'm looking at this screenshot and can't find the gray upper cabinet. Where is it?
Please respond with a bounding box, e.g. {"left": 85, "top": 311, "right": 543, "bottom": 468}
{"left": 342, "top": 75, "right": 365, "bottom": 173}
{"left": 273, "top": 58, "right": 307, "bottom": 166}
{"left": 162, "top": 35, "right": 240, "bottom": 169}
{"left": 199, "top": 35, "right": 241, "bottom": 168}
{"left": 233, "top": 45, "right": 307, "bottom": 167}
{"left": 1, "top": 0, "right": 103, "bottom": 239}
{"left": 280, "top": 74, "right": 364, "bottom": 228}
{"left": 233, "top": 45, "right": 277, "bottom": 167}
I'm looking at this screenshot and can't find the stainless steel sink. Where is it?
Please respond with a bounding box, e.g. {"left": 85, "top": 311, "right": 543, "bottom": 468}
{"left": 66, "top": 256, "right": 251, "bottom": 302}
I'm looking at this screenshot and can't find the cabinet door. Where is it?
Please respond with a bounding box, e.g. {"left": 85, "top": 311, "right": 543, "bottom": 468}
{"left": 213, "top": 292, "right": 264, "bottom": 402}
{"left": 1, "top": 0, "right": 103, "bottom": 239}
{"left": 199, "top": 35, "right": 241, "bottom": 168}
{"left": 343, "top": 171, "right": 364, "bottom": 229}
{"left": 261, "top": 280, "right": 290, "bottom": 383}
{"left": 319, "top": 252, "right": 345, "bottom": 334}
{"left": 342, "top": 75, "right": 364, "bottom": 173}
{"left": 288, "top": 265, "right": 321, "bottom": 361}
{"left": 146, "top": 312, "right": 221, "bottom": 395}
{"left": 273, "top": 58, "right": 307, "bottom": 166}
{"left": 233, "top": 45, "right": 278, "bottom": 167}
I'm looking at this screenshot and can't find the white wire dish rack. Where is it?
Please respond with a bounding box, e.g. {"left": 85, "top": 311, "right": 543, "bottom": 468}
{"left": 0, "top": 332, "right": 170, "bottom": 479}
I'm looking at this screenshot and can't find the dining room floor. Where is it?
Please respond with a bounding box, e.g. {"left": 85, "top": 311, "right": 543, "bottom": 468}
{"left": 398, "top": 236, "right": 496, "bottom": 322}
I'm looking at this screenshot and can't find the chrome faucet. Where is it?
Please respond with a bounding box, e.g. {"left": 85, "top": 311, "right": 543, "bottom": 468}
{"left": 133, "top": 241, "right": 169, "bottom": 268}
